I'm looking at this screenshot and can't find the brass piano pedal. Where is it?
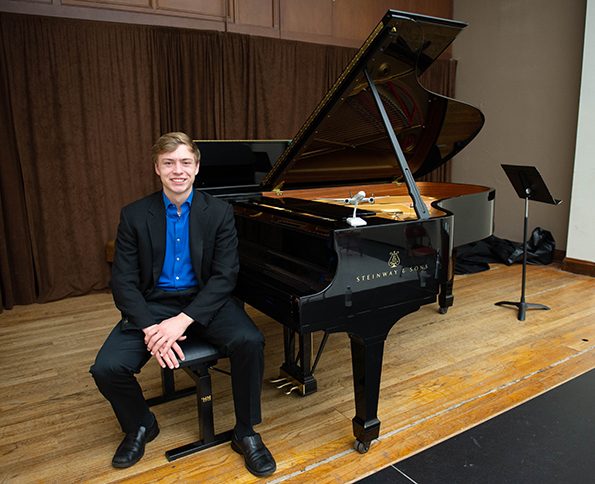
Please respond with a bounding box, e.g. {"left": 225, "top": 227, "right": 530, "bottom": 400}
{"left": 271, "top": 371, "right": 305, "bottom": 395}
{"left": 269, "top": 377, "right": 287, "bottom": 384}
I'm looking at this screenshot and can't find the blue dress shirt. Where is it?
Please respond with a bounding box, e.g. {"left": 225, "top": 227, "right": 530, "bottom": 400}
{"left": 157, "top": 190, "right": 199, "bottom": 291}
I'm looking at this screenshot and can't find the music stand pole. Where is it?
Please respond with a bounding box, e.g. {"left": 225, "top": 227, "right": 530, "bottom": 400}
{"left": 495, "top": 165, "right": 561, "bottom": 321}
{"left": 520, "top": 195, "right": 530, "bottom": 319}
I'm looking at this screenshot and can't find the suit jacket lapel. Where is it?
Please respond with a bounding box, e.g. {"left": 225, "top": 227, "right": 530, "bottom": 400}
{"left": 189, "top": 190, "right": 209, "bottom": 287}
{"left": 147, "top": 193, "right": 166, "bottom": 287}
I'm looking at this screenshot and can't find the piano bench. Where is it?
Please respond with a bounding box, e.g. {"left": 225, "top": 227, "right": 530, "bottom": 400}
{"left": 146, "top": 336, "right": 233, "bottom": 462}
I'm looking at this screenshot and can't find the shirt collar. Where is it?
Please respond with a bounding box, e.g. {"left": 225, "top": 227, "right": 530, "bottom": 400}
{"left": 162, "top": 189, "right": 194, "bottom": 209}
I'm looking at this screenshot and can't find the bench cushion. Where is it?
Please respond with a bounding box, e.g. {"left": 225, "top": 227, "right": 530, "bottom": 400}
{"left": 177, "top": 337, "right": 223, "bottom": 369}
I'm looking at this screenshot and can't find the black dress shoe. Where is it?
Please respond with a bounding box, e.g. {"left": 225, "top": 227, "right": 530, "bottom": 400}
{"left": 231, "top": 433, "right": 276, "bottom": 477}
{"left": 112, "top": 419, "right": 160, "bottom": 468}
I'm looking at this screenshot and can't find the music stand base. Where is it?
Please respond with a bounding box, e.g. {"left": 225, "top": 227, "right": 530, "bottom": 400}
{"left": 497, "top": 165, "right": 560, "bottom": 322}
{"left": 495, "top": 300, "right": 550, "bottom": 322}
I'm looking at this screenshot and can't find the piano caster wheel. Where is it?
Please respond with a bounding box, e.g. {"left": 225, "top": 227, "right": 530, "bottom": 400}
{"left": 354, "top": 440, "right": 370, "bottom": 454}
{"left": 439, "top": 306, "right": 448, "bottom": 314}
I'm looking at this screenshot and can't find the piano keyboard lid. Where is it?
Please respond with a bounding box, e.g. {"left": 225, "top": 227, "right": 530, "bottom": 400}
{"left": 260, "top": 10, "right": 485, "bottom": 194}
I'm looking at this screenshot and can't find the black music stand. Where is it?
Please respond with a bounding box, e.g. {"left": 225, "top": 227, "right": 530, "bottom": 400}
{"left": 495, "top": 165, "right": 562, "bottom": 321}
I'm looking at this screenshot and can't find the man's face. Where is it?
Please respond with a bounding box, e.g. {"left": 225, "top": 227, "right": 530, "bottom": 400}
{"left": 154, "top": 144, "right": 200, "bottom": 200}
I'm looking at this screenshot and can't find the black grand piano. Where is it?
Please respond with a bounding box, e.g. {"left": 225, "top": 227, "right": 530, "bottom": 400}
{"left": 200, "top": 10, "right": 494, "bottom": 453}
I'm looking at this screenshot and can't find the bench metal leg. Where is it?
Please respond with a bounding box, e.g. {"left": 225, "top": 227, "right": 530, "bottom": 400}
{"left": 165, "top": 364, "right": 232, "bottom": 461}
{"left": 146, "top": 367, "right": 196, "bottom": 407}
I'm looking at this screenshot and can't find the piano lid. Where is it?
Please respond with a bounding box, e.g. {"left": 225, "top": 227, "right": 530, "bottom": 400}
{"left": 261, "top": 10, "right": 485, "bottom": 193}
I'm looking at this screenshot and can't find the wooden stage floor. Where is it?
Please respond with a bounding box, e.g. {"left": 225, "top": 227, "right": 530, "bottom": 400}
{"left": 1, "top": 262, "right": 595, "bottom": 483}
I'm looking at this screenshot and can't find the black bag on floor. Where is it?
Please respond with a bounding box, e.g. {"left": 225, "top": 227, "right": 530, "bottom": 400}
{"left": 455, "top": 228, "right": 555, "bottom": 274}
{"left": 506, "top": 227, "right": 556, "bottom": 265}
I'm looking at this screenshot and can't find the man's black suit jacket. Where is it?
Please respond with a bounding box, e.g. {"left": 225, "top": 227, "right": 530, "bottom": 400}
{"left": 109, "top": 189, "right": 239, "bottom": 331}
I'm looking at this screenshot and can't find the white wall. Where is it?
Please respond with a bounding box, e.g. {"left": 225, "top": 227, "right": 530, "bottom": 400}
{"left": 452, "top": 0, "right": 586, "bottom": 253}
{"left": 567, "top": 0, "right": 595, "bottom": 263}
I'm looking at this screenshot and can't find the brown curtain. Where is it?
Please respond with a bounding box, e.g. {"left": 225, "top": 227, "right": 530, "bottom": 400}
{"left": 220, "top": 35, "right": 355, "bottom": 140}
{"left": 0, "top": 22, "right": 37, "bottom": 308}
{"left": 0, "top": 14, "right": 161, "bottom": 310}
{"left": 0, "top": 13, "right": 355, "bottom": 310}
{"left": 153, "top": 28, "right": 225, "bottom": 137}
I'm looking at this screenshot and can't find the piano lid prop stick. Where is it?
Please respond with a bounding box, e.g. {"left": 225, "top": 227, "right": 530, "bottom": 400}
{"left": 363, "top": 67, "right": 430, "bottom": 220}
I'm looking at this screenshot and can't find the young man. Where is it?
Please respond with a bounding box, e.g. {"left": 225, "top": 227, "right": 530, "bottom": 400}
{"left": 91, "top": 132, "right": 276, "bottom": 477}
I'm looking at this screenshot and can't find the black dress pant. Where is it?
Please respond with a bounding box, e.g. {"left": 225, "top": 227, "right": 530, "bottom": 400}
{"left": 90, "top": 289, "right": 265, "bottom": 434}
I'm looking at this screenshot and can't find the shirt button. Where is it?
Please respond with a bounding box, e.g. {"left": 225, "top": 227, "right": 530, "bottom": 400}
{"left": 176, "top": 257, "right": 180, "bottom": 261}
{"left": 176, "top": 276, "right": 179, "bottom": 280}
{"left": 176, "top": 238, "right": 180, "bottom": 242}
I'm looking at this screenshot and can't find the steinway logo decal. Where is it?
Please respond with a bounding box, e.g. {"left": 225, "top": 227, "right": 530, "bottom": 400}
{"left": 388, "top": 251, "right": 400, "bottom": 268}
{"left": 355, "top": 251, "right": 429, "bottom": 283}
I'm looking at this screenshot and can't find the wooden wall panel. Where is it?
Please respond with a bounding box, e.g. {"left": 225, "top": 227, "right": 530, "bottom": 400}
{"left": 372, "top": 0, "right": 454, "bottom": 56}
{"left": 156, "top": 0, "right": 226, "bottom": 17}
{"left": 280, "top": 0, "right": 333, "bottom": 37}
{"left": 62, "top": 0, "right": 152, "bottom": 10}
{"left": 332, "top": 0, "right": 377, "bottom": 41}
{"left": 235, "top": 0, "right": 276, "bottom": 28}
{"left": 375, "top": 0, "right": 452, "bottom": 19}
{"left": 279, "top": 0, "right": 453, "bottom": 47}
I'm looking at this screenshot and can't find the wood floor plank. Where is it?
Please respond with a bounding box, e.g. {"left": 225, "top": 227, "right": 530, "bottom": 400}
{"left": 1, "top": 263, "right": 595, "bottom": 483}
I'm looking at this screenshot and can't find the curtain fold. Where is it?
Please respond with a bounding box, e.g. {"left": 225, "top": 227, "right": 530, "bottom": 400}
{"left": 0, "top": 14, "right": 161, "bottom": 308}
{"left": 0, "top": 13, "right": 454, "bottom": 310}
{"left": 153, "top": 28, "right": 224, "bottom": 137}
{"left": 0, "top": 19, "right": 37, "bottom": 309}
{"left": 220, "top": 35, "right": 355, "bottom": 140}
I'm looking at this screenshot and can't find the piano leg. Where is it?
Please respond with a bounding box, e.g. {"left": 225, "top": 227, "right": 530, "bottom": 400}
{"left": 346, "top": 299, "right": 429, "bottom": 453}
{"left": 438, "top": 278, "right": 454, "bottom": 314}
{"left": 438, "top": 248, "right": 458, "bottom": 314}
{"left": 349, "top": 333, "right": 384, "bottom": 453}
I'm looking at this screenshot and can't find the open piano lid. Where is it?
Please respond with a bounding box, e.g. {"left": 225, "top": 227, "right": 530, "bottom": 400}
{"left": 261, "top": 10, "right": 484, "bottom": 193}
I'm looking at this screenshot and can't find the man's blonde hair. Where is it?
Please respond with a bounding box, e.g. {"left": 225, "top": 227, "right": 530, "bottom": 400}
{"left": 151, "top": 132, "right": 201, "bottom": 165}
